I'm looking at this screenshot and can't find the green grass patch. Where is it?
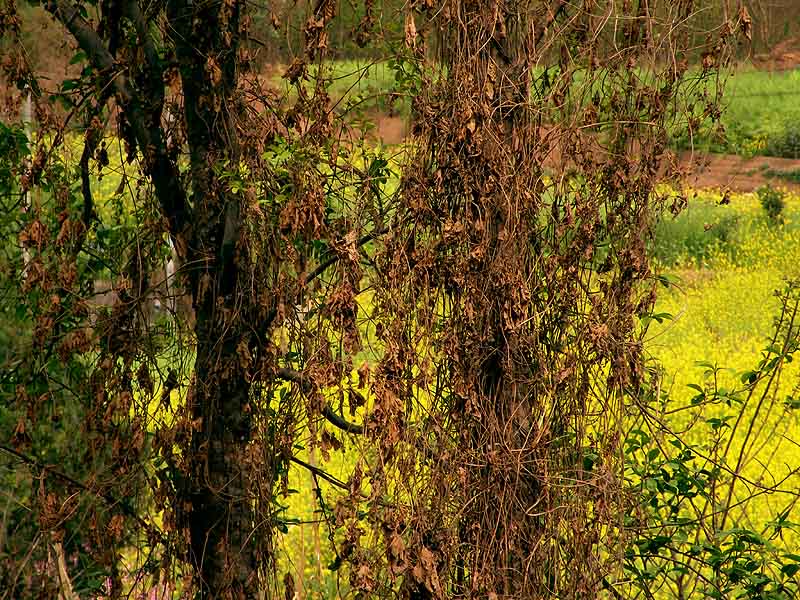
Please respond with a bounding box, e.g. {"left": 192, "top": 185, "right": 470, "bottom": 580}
{"left": 674, "top": 67, "right": 800, "bottom": 157}
{"left": 650, "top": 187, "right": 800, "bottom": 267}
{"left": 764, "top": 167, "right": 800, "bottom": 184}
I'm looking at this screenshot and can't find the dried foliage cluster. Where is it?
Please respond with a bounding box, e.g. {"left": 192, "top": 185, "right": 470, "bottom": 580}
{"left": 358, "top": 2, "right": 743, "bottom": 598}
{"left": 0, "top": 0, "right": 746, "bottom": 598}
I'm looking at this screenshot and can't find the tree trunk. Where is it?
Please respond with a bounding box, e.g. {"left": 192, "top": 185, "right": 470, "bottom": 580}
{"left": 409, "top": 0, "right": 571, "bottom": 595}
{"left": 189, "top": 311, "right": 256, "bottom": 597}
{"left": 169, "top": 0, "right": 260, "bottom": 596}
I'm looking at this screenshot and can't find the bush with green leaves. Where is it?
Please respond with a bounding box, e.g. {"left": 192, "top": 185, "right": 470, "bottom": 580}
{"left": 0, "top": 122, "right": 150, "bottom": 597}
{"left": 757, "top": 184, "right": 786, "bottom": 224}
{"left": 651, "top": 197, "right": 743, "bottom": 266}
{"left": 613, "top": 280, "right": 800, "bottom": 599}
{"left": 766, "top": 121, "right": 800, "bottom": 160}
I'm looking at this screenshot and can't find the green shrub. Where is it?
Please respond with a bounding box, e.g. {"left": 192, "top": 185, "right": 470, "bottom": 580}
{"left": 622, "top": 281, "right": 800, "bottom": 600}
{"left": 765, "top": 121, "right": 800, "bottom": 159}
{"left": 757, "top": 184, "right": 786, "bottom": 223}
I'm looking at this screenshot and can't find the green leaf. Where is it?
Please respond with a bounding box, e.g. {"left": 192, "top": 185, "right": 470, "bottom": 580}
{"left": 328, "top": 556, "right": 342, "bottom": 571}
{"left": 740, "top": 370, "right": 758, "bottom": 384}
{"left": 61, "top": 78, "right": 80, "bottom": 92}
{"left": 784, "top": 396, "right": 800, "bottom": 410}
{"left": 706, "top": 416, "right": 732, "bottom": 431}
{"left": 649, "top": 312, "right": 674, "bottom": 323}
{"left": 655, "top": 273, "right": 680, "bottom": 288}
{"left": 69, "top": 51, "right": 87, "bottom": 65}
{"left": 782, "top": 563, "right": 800, "bottom": 577}
{"left": 783, "top": 553, "right": 800, "bottom": 562}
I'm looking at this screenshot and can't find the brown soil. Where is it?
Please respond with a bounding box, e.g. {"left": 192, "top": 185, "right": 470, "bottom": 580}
{"left": 751, "top": 36, "right": 800, "bottom": 71}
{"left": 678, "top": 152, "right": 800, "bottom": 192}
{"left": 373, "top": 115, "right": 407, "bottom": 145}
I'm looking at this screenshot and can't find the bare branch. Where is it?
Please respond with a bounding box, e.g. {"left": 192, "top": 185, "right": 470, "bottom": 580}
{"left": 289, "top": 456, "right": 349, "bottom": 490}
{"left": 45, "top": 0, "right": 191, "bottom": 246}
{"left": 275, "top": 367, "right": 365, "bottom": 434}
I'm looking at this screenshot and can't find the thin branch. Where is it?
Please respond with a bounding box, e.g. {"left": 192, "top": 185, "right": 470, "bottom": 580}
{"left": 79, "top": 140, "right": 95, "bottom": 224}
{"left": 289, "top": 456, "right": 349, "bottom": 490}
{"left": 304, "top": 226, "right": 388, "bottom": 287}
{"left": 257, "top": 225, "right": 389, "bottom": 339}
{"left": 0, "top": 443, "right": 167, "bottom": 546}
{"left": 53, "top": 540, "right": 80, "bottom": 600}
{"left": 45, "top": 0, "right": 191, "bottom": 245}
{"left": 275, "top": 367, "right": 365, "bottom": 434}
{"left": 534, "top": 0, "right": 568, "bottom": 47}
{"left": 601, "top": 576, "right": 626, "bottom": 600}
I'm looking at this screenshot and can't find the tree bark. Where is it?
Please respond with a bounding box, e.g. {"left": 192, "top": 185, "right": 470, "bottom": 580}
{"left": 167, "top": 0, "right": 260, "bottom": 596}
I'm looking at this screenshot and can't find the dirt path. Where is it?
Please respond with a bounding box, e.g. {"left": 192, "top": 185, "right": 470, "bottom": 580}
{"left": 371, "top": 114, "right": 800, "bottom": 193}
{"left": 679, "top": 152, "right": 800, "bottom": 192}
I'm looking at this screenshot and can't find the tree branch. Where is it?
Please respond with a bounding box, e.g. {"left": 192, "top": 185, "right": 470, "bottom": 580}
{"left": 0, "top": 443, "right": 167, "bottom": 546}
{"left": 304, "top": 226, "right": 387, "bottom": 287}
{"left": 53, "top": 540, "right": 80, "bottom": 600}
{"left": 289, "top": 456, "right": 349, "bottom": 490}
{"left": 79, "top": 136, "right": 96, "bottom": 226}
{"left": 45, "top": 0, "right": 191, "bottom": 246}
{"left": 255, "top": 224, "right": 388, "bottom": 343}
{"left": 321, "top": 404, "right": 365, "bottom": 435}
{"left": 122, "top": 0, "right": 164, "bottom": 109}
{"left": 276, "top": 367, "right": 365, "bottom": 435}
{"left": 534, "top": 0, "right": 568, "bottom": 47}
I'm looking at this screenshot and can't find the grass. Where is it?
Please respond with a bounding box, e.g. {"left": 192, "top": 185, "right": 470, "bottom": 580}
{"left": 673, "top": 67, "right": 800, "bottom": 157}
{"left": 764, "top": 167, "right": 800, "bottom": 184}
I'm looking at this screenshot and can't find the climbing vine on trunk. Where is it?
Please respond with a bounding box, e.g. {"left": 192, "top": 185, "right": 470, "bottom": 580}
{"left": 352, "top": 1, "right": 743, "bottom": 598}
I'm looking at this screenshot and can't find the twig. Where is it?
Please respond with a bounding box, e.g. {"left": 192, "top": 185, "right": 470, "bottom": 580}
{"left": 0, "top": 444, "right": 167, "bottom": 547}
{"left": 289, "top": 456, "right": 349, "bottom": 491}
{"left": 53, "top": 539, "right": 79, "bottom": 600}
{"left": 257, "top": 224, "right": 390, "bottom": 338}
{"left": 276, "top": 367, "right": 365, "bottom": 434}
